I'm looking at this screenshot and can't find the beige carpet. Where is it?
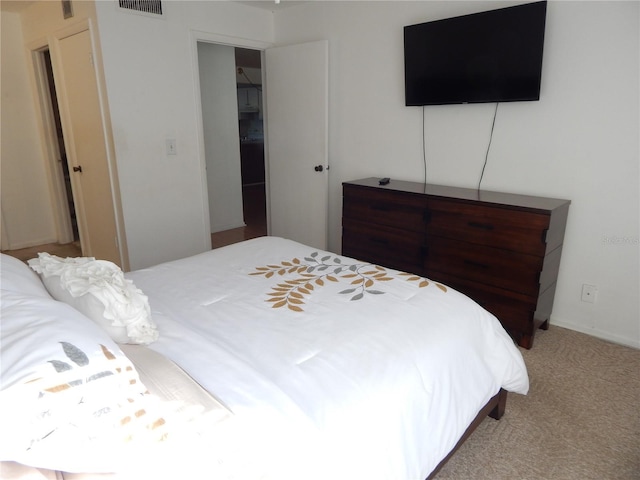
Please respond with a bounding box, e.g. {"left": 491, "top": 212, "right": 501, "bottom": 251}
{"left": 435, "top": 326, "right": 640, "bottom": 479}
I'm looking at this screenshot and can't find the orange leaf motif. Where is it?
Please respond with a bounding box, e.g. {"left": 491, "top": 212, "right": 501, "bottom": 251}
{"left": 101, "top": 344, "right": 116, "bottom": 360}
{"left": 251, "top": 252, "right": 448, "bottom": 314}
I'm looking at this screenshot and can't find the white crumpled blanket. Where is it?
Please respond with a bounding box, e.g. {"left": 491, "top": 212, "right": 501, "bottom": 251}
{"left": 28, "top": 253, "right": 158, "bottom": 345}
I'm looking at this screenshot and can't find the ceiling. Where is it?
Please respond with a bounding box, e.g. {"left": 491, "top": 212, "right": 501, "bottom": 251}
{"left": 236, "top": 1, "right": 304, "bottom": 12}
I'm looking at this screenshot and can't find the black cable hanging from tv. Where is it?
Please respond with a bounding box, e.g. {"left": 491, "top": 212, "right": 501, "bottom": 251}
{"left": 422, "top": 105, "right": 428, "bottom": 185}
{"left": 478, "top": 102, "right": 499, "bottom": 191}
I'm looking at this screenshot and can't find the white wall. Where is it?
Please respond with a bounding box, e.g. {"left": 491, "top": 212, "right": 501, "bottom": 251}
{"left": 94, "top": 1, "right": 274, "bottom": 269}
{"left": 0, "top": 11, "right": 57, "bottom": 250}
{"left": 198, "top": 42, "right": 245, "bottom": 233}
{"left": 9, "top": 1, "right": 635, "bottom": 347}
{"left": 273, "top": 1, "right": 639, "bottom": 347}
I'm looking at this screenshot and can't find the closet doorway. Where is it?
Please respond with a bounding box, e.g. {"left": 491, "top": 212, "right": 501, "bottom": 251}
{"left": 41, "top": 48, "right": 80, "bottom": 246}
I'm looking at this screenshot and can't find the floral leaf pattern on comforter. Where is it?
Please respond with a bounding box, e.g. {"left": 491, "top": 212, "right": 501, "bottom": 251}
{"left": 250, "top": 251, "right": 447, "bottom": 311}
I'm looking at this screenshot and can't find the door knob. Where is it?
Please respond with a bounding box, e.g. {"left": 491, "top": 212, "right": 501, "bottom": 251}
{"left": 73, "top": 166, "right": 83, "bottom": 173}
{"left": 314, "top": 165, "right": 324, "bottom": 172}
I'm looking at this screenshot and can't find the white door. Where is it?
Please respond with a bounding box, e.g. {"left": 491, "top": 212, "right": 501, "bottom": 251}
{"left": 265, "top": 40, "right": 329, "bottom": 250}
{"left": 55, "top": 30, "right": 122, "bottom": 266}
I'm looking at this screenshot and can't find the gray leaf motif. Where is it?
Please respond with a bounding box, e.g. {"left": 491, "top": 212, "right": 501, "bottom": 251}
{"left": 48, "top": 360, "right": 72, "bottom": 373}
{"left": 87, "top": 371, "right": 114, "bottom": 382}
{"left": 61, "top": 342, "right": 89, "bottom": 367}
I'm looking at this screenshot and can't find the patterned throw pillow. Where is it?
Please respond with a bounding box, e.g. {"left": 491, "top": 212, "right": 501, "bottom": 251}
{"left": 0, "top": 288, "right": 170, "bottom": 473}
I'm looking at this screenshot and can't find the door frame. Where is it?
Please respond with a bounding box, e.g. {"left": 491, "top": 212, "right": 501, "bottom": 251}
{"left": 27, "top": 19, "right": 129, "bottom": 269}
{"left": 189, "top": 29, "right": 273, "bottom": 250}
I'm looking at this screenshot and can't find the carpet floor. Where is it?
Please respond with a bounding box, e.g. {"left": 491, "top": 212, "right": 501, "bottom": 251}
{"left": 435, "top": 325, "right": 640, "bottom": 479}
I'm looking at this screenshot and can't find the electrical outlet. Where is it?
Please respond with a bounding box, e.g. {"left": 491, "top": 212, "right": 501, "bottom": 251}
{"left": 581, "top": 284, "right": 597, "bottom": 303}
{"left": 166, "top": 138, "right": 177, "bottom": 156}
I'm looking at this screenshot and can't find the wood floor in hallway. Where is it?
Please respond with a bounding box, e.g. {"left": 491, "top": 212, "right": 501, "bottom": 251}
{"left": 211, "top": 183, "right": 268, "bottom": 249}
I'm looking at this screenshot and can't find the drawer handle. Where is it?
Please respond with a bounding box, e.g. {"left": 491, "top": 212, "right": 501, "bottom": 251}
{"left": 370, "top": 237, "right": 389, "bottom": 246}
{"left": 468, "top": 221, "right": 494, "bottom": 231}
{"left": 464, "top": 259, "right": 490, "bottom": 270}
{"left": 371, "top": 204, "right": 390, "bottom": 211}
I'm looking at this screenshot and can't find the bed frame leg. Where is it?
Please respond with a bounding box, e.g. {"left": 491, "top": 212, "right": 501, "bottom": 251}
{"left": 489, "top": 388, "right": 507, "bottom": 420}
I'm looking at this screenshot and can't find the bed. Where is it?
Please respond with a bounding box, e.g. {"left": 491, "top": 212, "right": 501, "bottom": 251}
{"left": 0, "top": 236, "right": 528, "bottom": 479}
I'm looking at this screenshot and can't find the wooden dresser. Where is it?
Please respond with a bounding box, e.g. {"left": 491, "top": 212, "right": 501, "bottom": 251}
{"left": 342, "top": 178, "right": 570, "bottom": 349}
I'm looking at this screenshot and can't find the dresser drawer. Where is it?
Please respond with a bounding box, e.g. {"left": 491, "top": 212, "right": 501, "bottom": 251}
{"left": 343, "top": 186, "right": 428, "bottom": 233}
{"left": 342, "top": 219, "right": 426, "bottom": 274}
{"left": 430, "top": 271, "right": 536, "bottom": 339}
{"left": 426, "top": 198, "right": 550, "bottom": 256}
{"left": 425, "top": 236, "right": 543, "bottom": 297}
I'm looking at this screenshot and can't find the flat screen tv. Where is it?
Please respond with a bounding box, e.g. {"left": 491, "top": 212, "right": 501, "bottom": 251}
{"left": 404, "top": 1, "right": 547, "bottom": 106}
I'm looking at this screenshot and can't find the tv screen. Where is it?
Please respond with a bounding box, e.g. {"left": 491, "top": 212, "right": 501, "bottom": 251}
{"left": 404, "top": 1, "right": 547, "bottom": 106}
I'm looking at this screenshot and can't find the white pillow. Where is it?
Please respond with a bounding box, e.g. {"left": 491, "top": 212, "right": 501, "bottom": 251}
{"left": 0, "top": 290, "right": 167, "bottom": 472}
{"left": 28, "top": 253, "right": 158, "bottom": 345}
{"left": 0, "top": 254, "right": 50, "bottom": 298}
{"left": 1, "top": 290, "right": 226, "bottom": 475}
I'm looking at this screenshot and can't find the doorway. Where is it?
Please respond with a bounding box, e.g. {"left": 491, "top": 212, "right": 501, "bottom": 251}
{"left": 194, "top": 36, "right": 329, "bottom": 252}
{"left": 198, "top": 42, "right": 267, "bottom": 249}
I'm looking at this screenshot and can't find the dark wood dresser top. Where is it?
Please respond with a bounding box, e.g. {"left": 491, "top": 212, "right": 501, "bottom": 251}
{"left": 343, "top": 177, "right": 570, "bottom": 214}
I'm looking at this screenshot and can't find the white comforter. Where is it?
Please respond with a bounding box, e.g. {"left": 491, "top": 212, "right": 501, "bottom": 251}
{"left": 126, "top": 236, "right": 528, "bottom": 480}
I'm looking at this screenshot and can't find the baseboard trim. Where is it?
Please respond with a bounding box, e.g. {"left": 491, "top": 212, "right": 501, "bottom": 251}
{"left": 3, "top": 237, "right": 58, "bottom": 252}
{"left": 550, "top": 317, "right": 640, "bottom": 349}
{"left": 210, "top": 221, "right": 247, "bottom": 234}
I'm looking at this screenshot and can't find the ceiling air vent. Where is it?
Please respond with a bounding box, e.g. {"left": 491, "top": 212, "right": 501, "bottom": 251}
{"left": 119, "top": 0, "right": 163, "bottom": 15}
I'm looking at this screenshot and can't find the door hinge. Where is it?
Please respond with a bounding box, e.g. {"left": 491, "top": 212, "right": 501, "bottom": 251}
{"left": 89, "top": 53, "right": 94, "bottom": 67}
